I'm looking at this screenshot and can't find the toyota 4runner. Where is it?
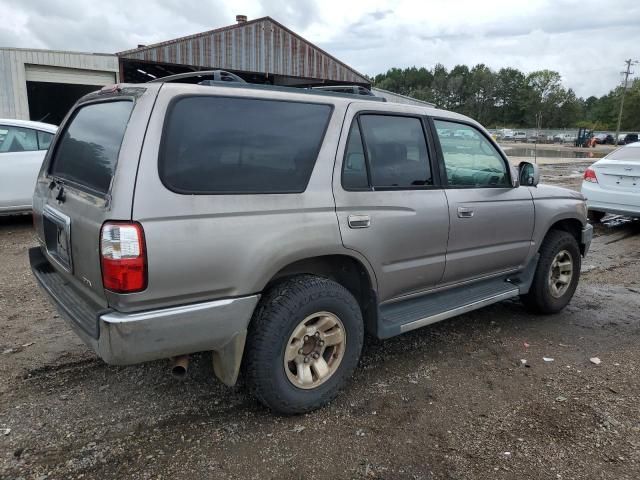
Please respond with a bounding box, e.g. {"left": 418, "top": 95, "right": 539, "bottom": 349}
{"left": 30, "top": 76, "right": 593, "bottom": 414}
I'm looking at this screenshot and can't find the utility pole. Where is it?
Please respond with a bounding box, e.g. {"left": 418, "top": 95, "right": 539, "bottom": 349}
{"left": 615, "top": 59, "right": 638, "bottom": 143}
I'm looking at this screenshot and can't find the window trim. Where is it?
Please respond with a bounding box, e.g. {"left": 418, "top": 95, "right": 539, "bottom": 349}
{"left": 47, "top": 98, "right": 135, "bottom": 198}
{"left": 158, "top": 94, "right": 334, "bottom": 196}
{"left": 428, "top": 116, "right": 514, "bottom": 189}
{"left": 340, "top": 111, "right": 439, "bottom": 192}
{"left": 36, "top": 130, "right": 54, "bottom": 151}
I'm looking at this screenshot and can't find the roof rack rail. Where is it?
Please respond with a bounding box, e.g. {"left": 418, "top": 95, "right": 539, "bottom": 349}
{"left": 311, "top": 85, "right": 375, "bottom": 96}
{"left": 148, "top": 70, "right": 246, "bottom": 84}
{"left": 148, "top": 70, "right": 385, "bottom": 102}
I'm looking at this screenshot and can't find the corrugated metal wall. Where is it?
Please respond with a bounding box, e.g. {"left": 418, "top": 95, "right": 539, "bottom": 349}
{"left": 0, "top": 48, "right": 119, "bottom": 120}
{"left": 119, "top": 18, "right": 368, "bottom": 84}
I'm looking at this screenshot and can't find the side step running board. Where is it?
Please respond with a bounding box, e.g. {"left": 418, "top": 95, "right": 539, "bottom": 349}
{"left": 378, "top": 277, "right": 521, "bottom": 339}
{"left": 399, "top": 288, "right": 518, "bottom": 333}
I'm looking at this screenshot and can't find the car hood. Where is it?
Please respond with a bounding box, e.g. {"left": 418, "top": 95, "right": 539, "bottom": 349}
{"left": 530, "top": 184, "right": 586, "bottom": 202}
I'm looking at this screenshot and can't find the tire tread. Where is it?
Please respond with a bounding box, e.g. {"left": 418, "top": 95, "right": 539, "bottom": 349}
{"left": 244, "top": 275, "right": 363, "bottom": 414}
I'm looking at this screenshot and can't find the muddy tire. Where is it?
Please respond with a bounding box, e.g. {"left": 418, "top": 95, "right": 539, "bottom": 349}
{"left": 244, "top": 275, "right": 364, "bottom": 415}
{"left": 522, "top": 230, "right": 581, "bottom": 314}
{"left": 588, "top": 210, "right": 605, "bottom": 223}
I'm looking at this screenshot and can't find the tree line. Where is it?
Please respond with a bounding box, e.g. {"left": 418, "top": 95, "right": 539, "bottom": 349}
{"left": 372, "top": 65, "right": 640, "bottom": 131}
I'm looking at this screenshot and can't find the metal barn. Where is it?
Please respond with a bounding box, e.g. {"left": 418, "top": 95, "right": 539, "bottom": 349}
{"left": 1, "top": 15, "right": 432, "bottom": 125}
{"left": 117, "top": 16, "right": 370, "bottom": 87}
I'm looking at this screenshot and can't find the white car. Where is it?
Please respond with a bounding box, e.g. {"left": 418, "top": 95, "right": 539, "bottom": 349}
{"left": 581, "top": 142, "right": 640, "bottom": 221}
{"left": 0, "top": 119, "right": 57, "bottom": 215}
{"left": 554, "top": 133, "right": 577, "bottom": 144}
{"left": 513, "top": 131, "right": 527, "bottom": 142}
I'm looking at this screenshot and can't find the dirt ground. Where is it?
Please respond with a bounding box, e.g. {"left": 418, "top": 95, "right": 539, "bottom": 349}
{"left": 1, "top": 161, "right": 639, "bottom": 480}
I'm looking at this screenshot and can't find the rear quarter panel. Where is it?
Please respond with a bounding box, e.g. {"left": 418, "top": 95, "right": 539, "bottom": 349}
{"left": 123, "top": 84, "right": 353, "bottom": 312}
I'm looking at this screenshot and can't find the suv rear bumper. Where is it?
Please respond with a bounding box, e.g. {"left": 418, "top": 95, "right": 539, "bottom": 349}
{"left": 29, "top": 247, "right": 258, "bottom": 384}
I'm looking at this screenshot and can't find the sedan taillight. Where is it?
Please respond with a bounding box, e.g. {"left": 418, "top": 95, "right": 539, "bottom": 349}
{"left": 100, "top": 222, "right": 147, "bottom": 293}
{"left": 583, "top": 167, "right": 598, "bottom": 183}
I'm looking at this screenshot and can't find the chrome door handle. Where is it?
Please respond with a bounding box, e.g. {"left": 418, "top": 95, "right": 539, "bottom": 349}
{"left": 348, "top": 214, "right": 371, "bottom": 229}
{"left": 457, "top": 207, "right": 475, "bottom": 218}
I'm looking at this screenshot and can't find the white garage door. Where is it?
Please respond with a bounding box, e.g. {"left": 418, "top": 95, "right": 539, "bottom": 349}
{"left": 25, "top": 64, "right": 116, "bottom": 86}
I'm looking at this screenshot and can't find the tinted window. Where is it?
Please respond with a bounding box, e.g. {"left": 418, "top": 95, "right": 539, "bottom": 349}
{"left": 160, "top": 97, "right": 332, "bottom": 194}
{"left": 50, "top": 101, "right": 133, "bottom": 194}
{"left": 342, "top": 121, "right": 369, "bottom": 190}
{"left": 359, "top": 115, "right": 431, "bottom": 188}
{"left": 37, "top": 131, "right": 54, "bottom": 150}
{"left": 434, "top": 120, "right": 509, "bottom": 187}
{"left": 606, "top": 146, "right": 640, "bottom": 162}
{"left": 0, "top": 126, "right": 38, "bottom": 153}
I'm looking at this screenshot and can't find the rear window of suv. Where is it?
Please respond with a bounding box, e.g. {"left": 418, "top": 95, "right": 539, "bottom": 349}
{"left": 50, "top": 100, "right": 133, "bottom": 195}
{"left": 159, "top": 96, "right": 332, "bottom": 194}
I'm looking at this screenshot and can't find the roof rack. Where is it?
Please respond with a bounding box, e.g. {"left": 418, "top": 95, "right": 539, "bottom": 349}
{"left": 148, "top": 70, "right": 385, "bottom": 102}
{"left": 148, "top": 69, "right": 246, "bottom": 84}
{"left": 312, "top": 85, "right": 375, "bottom": 96}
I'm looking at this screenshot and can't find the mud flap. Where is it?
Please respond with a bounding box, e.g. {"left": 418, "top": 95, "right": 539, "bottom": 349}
{"left": 508, "top": 253, "right": 540, "bottom": 295}
{"left": 212, "top": 330, "right": 247, "bottom": 386}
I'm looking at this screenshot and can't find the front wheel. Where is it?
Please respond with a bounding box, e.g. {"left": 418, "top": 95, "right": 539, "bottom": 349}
{"left": 522, "top": 230, "right": 581, "bottom": 314}
{"left": 244, "top": 275, "right": 364, "bottom": 414}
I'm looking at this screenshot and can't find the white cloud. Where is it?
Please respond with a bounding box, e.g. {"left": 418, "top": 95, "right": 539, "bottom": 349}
{"left": 0, "top": 0, "right": 637, "bottom": 97}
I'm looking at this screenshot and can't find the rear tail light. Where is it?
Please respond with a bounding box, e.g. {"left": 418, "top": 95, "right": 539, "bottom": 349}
{"left": 100, "top": 222, "right": 147, "bottom": 293}
{"left": 583, "top": 167, "right": 598, "bottom": 183}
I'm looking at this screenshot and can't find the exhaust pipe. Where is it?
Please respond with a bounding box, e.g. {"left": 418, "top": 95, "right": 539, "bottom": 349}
{"left": 170, "top": 355, "right": 190, "bottom": 379}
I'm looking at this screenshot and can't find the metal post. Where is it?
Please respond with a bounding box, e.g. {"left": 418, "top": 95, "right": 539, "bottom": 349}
{"left": 615, "top": 59, "right": 637, "bottom": 144}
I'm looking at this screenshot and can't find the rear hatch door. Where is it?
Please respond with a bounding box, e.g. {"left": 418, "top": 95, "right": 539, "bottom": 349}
{"left": 32, "top": 84, "right": 160, "bottom": 307}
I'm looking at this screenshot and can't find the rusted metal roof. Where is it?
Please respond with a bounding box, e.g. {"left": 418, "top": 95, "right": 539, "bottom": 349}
{"left": 117, "top": 16, "right": 369, "bottom": 84}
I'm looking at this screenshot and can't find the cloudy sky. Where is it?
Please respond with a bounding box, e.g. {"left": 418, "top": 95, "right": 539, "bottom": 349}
{"left": 1, "top": 0, "right": 638, "bottom": 98}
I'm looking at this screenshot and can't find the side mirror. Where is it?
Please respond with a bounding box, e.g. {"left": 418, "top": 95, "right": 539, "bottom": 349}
{"left": 518, "top": 161, "right": 540, "bottom": 187}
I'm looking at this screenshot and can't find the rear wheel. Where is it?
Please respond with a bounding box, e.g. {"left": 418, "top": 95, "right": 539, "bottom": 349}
{"left": 244, "top": 275, "right": 364, "bottom": 414}
{"left": 522, "top": 230, "right": 581, "bottom": 314}
{"left": 588, "top": 210, "right": 605, "bottom": 223}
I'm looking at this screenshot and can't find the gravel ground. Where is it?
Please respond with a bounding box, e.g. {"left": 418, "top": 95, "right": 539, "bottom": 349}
{"left": 1, "top": 162, "right": 639, "bottom": 480}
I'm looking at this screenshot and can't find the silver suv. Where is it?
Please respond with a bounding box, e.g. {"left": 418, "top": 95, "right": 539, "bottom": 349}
{"left": 30, "top": 77, "right": 593, "bottom": 414}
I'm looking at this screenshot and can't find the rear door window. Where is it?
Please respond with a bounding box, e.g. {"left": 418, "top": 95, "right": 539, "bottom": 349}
{"left": 159, "top": 97, "right": 332, "bottom": 194}
{"left": 50, "top": 101, "right": 133, "bottom": 195}
{"left": 0, "top": 126, "right": 38, "bottom": 153}
{"left": 342, "top": 114, "right": 432, "bottom": 190}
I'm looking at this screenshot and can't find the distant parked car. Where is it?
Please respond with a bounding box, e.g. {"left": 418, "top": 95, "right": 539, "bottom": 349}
{"left": 0, "top": 119, "right": 57, "bottom": 215}
{"left": 501, "top": 130, "right": 515, "bottom": 141}
{"left": 619, "top": 133, "right": 639, "bottom": 145}
{"left": 527, "top": 132, "right": 549, "bottom": 143}
{"left": 553, "top": 133, "right": 577, "bottom": 143}
{"left": 581, "top": 142, "right": 640, "bottom": 221}
{"left": 594, "top": 133, "right": 615, "bottom": 145}
{"left": 513, "top": 131, "right": 527, "bottom": 142}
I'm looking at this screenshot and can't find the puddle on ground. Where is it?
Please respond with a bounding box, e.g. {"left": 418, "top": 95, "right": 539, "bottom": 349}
{"left": 503, "top": 147, "right": 607, "bottom": 159}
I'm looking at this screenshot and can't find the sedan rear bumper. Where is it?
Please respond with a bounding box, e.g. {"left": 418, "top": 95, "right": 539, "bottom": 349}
{"left": 29, "top": 247, "right": 258, "bottom": 385}
{"left": 582, "top": 181, "right": 640, "bottom": 217}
